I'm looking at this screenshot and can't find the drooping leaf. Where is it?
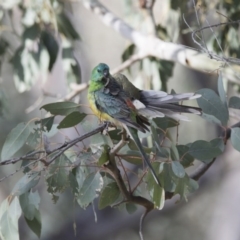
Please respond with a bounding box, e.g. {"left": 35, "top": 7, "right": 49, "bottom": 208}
{"left": 35, "top": 116, "right": 55, "bottom": 132}
{"left": 1, "top": 122, "right": 32, "bottom": 160}
{"left": 170, "top": 144, "right": 179, "bottom": 161}
{"left": 22, "top": 23, "right": 41, "bottom": 40}
{"left": 152, "top": 184, "right": 165, "bottom": 210}
{"left": 98, "top": 182, "right": 120, "bottom": 209}
{"left": 19, "top": 191, "right": 40, "bottom": 220}
{"left": 153, "top": 117, "right": 179, "bottom": 130}
{"left": 188, "top": 139, "right": 223, "bottom": 162}
{"left": 98, "top": 144, "right": 109, "bottom": 166}
{"left": 26, "top": 130, "right": 40, "bottom": 149}
{"left": 158, "top": 60, "right": 174, "bottom": 91}
{"left": 177, "top": 145, "right": 194, "bottom": 168}
{"left": 159, "top": 163, "right": 177, "bottom": 192}
{"left": 231, "top": 127, "right": 240, "bottom": 152}
{"left": 12, "top": 172, "right": 40, "bottom": 196}
{"left": 126, "top": 203, "right": 138, "bottom": 214}
{"left": 58, "top": 111, "right": 86, "bottom": 129}
{"left": 197, "top": 88, "right": 229, "bottom": 126}
{"left": 68, "top": 168, "right": 79, "bottom": 194}
{"left": 229, "top": 96, "right": 240, "bottom": 109}
{"left": 78, "top": 172, "right": 103, "bottom": 208}
{"left": 40, "top": 30, "right": 59, "bottom": 71}
{"left": 0, "top": 197, "right": 22, "bottom": 240}
{"left": 171, "top": 161, "right": 185, "bottom": 178}
{"left": 46, "top": 154, "right": 70, "bottom": 195}
{"left": 40, "top": 102, "right": 80, "bottom": 116}
{"left": 25, "top": 210, "right": 41, "bottom": 238}
{"left": 57, "top": 12, "right": 80, "bottom": 40}
{"left": 175, "top": 175, "right": 199, "bottom": 201}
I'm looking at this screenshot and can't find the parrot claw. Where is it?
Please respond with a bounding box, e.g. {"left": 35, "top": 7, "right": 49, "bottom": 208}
{"left": 101, "top": 121, "right": 112, "bottom": 134}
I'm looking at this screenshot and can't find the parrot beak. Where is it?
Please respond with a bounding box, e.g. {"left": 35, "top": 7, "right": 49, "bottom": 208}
{"left": 103, "top": 69, "right": 109, "bottom": 77}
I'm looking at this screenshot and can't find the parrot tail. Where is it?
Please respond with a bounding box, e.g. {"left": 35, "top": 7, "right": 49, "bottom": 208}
{"left": 135, "top": 90, "right": 201, "bottom": 121}
{"left": 126, "top": 126, "right": 162, "bottom": 187}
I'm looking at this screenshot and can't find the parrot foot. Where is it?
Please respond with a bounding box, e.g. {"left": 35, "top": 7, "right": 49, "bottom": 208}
{"left": 101, "top": 121, "right": 112, "bottom": 134}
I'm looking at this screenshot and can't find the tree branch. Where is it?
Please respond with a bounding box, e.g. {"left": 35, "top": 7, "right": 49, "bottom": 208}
{"left": 82, "top": 0, "right": 240, "bottom": 83}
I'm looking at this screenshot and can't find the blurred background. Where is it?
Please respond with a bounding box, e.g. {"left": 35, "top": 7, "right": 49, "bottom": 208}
{"left": 0, "top": 0, "right": 240, "bottom": 239}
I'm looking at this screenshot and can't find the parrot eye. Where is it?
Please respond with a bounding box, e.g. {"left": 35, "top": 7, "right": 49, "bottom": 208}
{"left": 97, "top": 69, "right": 101, "bottom": 73}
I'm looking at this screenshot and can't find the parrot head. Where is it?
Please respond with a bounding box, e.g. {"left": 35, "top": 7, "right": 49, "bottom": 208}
{"left": 91, "top": 63, "right": 110, "bottom": 82}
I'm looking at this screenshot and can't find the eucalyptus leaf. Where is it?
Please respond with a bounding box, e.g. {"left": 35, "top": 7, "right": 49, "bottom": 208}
{"left": 98, "top": 182, "right": 120, "bottom": 209}
{"left": 1, "top": 122, "right": 32, "bottom": 160}
{"left": 231, "top": 128, "right": 240, "bottom": 152}
{"left": 152, "top": 184, "right": 165, "bottom": 210}
{"left": 197, "top": 88, "right": 229, "bottom": 126}
{"left": 177, "top": 145, "right": 194, "bottom": 168}
{"left": 98, "top": 144, "right": 110, "bottom": 165}
{"left": 19, "top": 191, "right": 40, "bottom": 220}
{"left": 40, "top": 102, "right": 80, "bottom": 116}
{"left": 12, "top": 172, "right": 40, "bottom": 196}
{"left": 25, "top": 210, "right": 41, "bottom": 238}
{"left": 189, "top": 140, "right": 222, "bottom": 161}
{"left": 0, "top": 197, "right": 21, "bottom": 240}
{"left": 229, "top": 96, "right": 240, "bottom": 109}
{"left": 46, "top": 154, "right": 70, "bottom": 194}
{"left": 78, "top": 172, "right": 103, "bottom": 208}
{"left": 40, "top": 31, "right": 59, "bottom": 71}
{"left": 171, "top": 161, "right": 185, "bottom": 178}
{"left": 35, "top": 116, "right": 55, "bottom": 132}
{"left": 58, "top": 111, "right": 86, "bottom": 129}
{"left": 57, "top": 12, "right": 80, "bottom": 40}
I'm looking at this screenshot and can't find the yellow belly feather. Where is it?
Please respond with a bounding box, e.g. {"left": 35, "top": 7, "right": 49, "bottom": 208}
{"left": 88, "top": 92, "right": 121, "bottom": 126}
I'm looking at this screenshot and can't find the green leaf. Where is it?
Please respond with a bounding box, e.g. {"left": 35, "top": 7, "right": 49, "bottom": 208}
{"left": 40, "top": 102, "right": 80, "bottom": 116}
{"left": 58, "top": 111, "right": 86, "bottom": 129}
{"left": 231, "top": 128, "right": 240, "bottom": 152}
{"left": 175, "top": 175, "right": 199, "bottom": 201}
{"left": 78, "top": 172, "right": 103, "bottom": 208}
{"left": 171, "top": 161, "right": 185, "bottom": 178}
{"left": 35, "top": 116, "right": 55, "bottom": 132}
{"left": 155, "top": 143, "right": 169, "bottom": 158}
{"left": 0, "top": 197, "right": 21, "bottom": 240}
{"left": 68, "top": 169, "right": 79, "bottom": 194}
{"left": 25, "top": 210, "right": 41, "bottom": 238}
{"left": 200, "top": 113, "right": 222, "bottom": 125}
{"left": 229, "top": 96, "right": 240, "bottom": 109}
{"left": 26, "top": 130, "right": 40, "bottom": 149}
{"left": 107, "top": 129, "right": 122, "bottom": 142}
{"left": 57, "top": 12, "right": 80, "bottom": 40}
{"left": 125, "top": 203, "right": 137, "bottom": 214}
{"left": 121, "top": 44, "right": 135, "bottom": 62}
{"left": 40, "top": 31, "right": 59, "bottom": 71}
{"left": 170, "top": 144, "right": 179, "bottom": 160}
{"left": 159, "top": 163, "right": 176, "bottom": 192}
{"left": 189, "top": 140, "right": 223, "bottom": 162}
{"left": 177, "top": 145, "right": 194, "bottom": 168}
{"left": 22, "top": 23, "right": 41, "bottom": 40}
{"left": 217, "top": 72, "right": 227, "bottom": 106}
{"left": 19, "top": 191, "right": 40, "bottom": 220}
{"left": 197, "top": 88, "right": 229, "bottom": 126}
{"left": 46, "top": 154, "right": 70, "bottom": 194}
{"left": 152, "top": 117, "right": 179, "bottom": 130}
{"left": 119, "top": 151, "right": 142, "bottom": 165}
{"left": 1, "top": 122, "right": 31, "bottom": 160}
{"left": 98, "top": 182, "right": 120, "bottom": 209}
{"left": 98, "top": 145, "right": 109, "bottom": 166}
{"left": 12, "top": 172, "right": 40, "bottom": 196}
{"left": 152, "top": 184, "right": 165, "bottom": 210}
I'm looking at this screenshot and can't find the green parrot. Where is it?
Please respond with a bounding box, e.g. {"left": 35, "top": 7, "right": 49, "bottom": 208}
{"left": 88, "top": 63, "right": 201, "bottom": 187}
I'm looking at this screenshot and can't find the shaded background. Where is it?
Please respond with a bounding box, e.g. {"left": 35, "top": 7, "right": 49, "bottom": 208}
{"left": 0, "top": 0, "right": 240, "bottom": 239}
